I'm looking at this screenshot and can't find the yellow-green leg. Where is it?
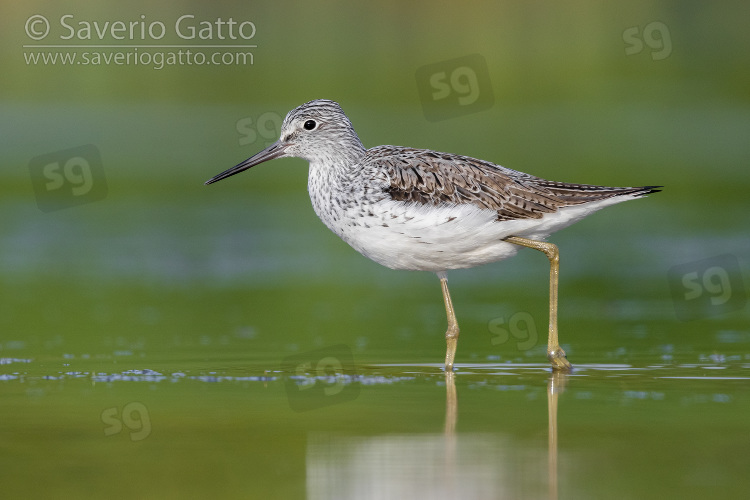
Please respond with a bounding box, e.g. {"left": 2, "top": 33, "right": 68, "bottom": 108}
{"left": 505, "top": 236, "right": 572, "bottom": 371}
{"left": 439, "top": 273, "right": 460, "bottom": 371}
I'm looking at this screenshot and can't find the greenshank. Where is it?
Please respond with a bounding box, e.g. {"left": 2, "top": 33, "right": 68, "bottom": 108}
{"left": 206, "top": 99, "right": 660, "bottom": 371}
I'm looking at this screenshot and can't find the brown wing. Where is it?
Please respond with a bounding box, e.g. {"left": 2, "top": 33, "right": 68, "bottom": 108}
{"left": 366, "top": 146, "right": 659, "bottom": 221}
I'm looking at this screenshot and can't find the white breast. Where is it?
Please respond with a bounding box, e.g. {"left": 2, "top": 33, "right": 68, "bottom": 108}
{"left": 307, "top": 162, "right": 641, "bottom": 272}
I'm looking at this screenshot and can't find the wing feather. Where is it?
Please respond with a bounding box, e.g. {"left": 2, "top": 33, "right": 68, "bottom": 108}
{"left": 365, "top": 146, "right": 658, "bottom": 221}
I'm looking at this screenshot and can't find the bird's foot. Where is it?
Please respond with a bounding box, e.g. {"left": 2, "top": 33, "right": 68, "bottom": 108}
{"left": 548, "top": 348, "right": 573, "bottom": 372}
{"left": 444, "top": 327, "right": 459, "bottom": 372}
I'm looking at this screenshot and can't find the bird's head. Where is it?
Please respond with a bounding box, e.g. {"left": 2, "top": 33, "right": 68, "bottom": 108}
{"left": 205, "top": 99, "right": 365, "bottom": 185}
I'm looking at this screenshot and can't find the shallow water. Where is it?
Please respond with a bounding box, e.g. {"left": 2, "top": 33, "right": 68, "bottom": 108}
{"left": 2, "top": 165, "right": 750, "bottom": 498}
{"left": 3, "top": 358, "right": 750, "bottom": 499}
{"left": 4, "top": 21, "right": 750, "bottom": 494}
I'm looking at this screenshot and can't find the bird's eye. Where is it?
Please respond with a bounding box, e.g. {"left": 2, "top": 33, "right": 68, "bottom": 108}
{"left": 303, "top": 120, "right": 317, "bottom": 130}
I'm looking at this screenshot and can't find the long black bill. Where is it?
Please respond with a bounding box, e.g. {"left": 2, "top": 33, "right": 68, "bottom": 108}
{"left": 205, "top": 141, "right": 288, "bottom": 185}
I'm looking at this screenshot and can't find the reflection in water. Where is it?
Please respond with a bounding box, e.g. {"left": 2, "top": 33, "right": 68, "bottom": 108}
{"left": 547, "top": 371, "right": 567, "bottom": 500}
{"left": 306, "top": 369, "right": 568, "bottom": 499}
{"left": 444, "top": 371, "right": 457, "bottom": 498}
{"left": 445, "top": 371, "right": 457, "bottom": 434}
{"left": 306, "top": 432, "right": 511, "bottom": 499}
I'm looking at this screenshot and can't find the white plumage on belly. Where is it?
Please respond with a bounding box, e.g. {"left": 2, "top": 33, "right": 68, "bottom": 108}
{"left": 331, "top": 194, "right": 638, "bottom": 272}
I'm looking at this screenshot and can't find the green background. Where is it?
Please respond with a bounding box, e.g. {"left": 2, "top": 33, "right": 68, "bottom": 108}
{"left": 2, "top": 1, "right": 749, "bottom": 498}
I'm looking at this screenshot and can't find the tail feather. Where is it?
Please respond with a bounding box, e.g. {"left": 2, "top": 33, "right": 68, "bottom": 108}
{"left": 535, "top": 182, "right": 662, "bottom": 204}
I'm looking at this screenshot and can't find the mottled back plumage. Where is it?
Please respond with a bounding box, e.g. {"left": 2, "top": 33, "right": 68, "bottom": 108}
{"left": 366, "top": 146, "right": 659, "bottom": 221}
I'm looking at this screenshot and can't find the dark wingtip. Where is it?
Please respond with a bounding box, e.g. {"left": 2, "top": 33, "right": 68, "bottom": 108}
{"left": 636, "top": 185, "right": 663, "bottom": 196}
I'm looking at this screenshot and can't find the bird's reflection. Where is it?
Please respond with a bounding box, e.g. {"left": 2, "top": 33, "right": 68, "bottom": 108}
{"left": 306, "top": 368, "right": 568, "bottom": 499}
{"left": 443, "top": 371, "right": 458, "bottom": 497}
{"left": 547, "top": 371, "right": 568, "bottom": 500}
{"left": 444, "top": 371, "right": 457, "bottom": 434}
{"left": 442, "top": 370, "right": 566, "bottom": 499}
